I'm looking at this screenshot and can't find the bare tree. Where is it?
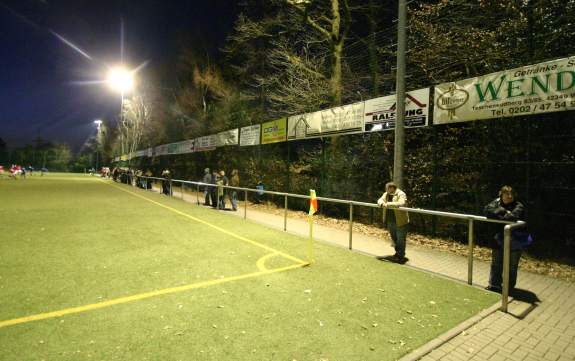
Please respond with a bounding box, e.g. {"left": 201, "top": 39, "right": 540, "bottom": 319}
{"left": 286, "top": 0, "right": 352, "bottom": 105}
{"left": 119, "top": 94, "right": 152, "bottom": 161}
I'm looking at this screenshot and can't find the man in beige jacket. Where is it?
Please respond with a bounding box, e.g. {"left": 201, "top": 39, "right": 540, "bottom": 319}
{"left": 377, "top": 182, "right": 409, "bottom": 262}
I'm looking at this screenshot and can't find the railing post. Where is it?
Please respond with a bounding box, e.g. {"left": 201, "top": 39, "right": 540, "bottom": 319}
{"left": 284, "top": 195, "right": 288, "bottom": 231}
{"left": 244, "top": 190, "right": 248, "bottom": 220}
{"left": 181, "top": 182, "right": 184, "bottom": 200}
{"left": 169, "top": 179, "right": 173, "bottom": 196}
{"left": 196, "top": 184, "right": 200, "bottom": 205}
{"left": 501, "top": 225, "right": 512, "bottom": 312}
{"left": 467, "top": 218, "right": 474, "bottom": 285}
{"left": 348, "top": 203, "right": 354, "bottom": 250}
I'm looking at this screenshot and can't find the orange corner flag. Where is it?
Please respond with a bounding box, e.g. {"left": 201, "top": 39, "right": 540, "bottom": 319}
{"left": 309, "top": 189, "right": 318, "bottom": 216}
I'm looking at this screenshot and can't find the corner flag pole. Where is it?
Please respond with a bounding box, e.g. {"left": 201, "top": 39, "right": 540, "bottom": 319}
{"left": 308, "top": 189, "right": 318, "bottom": 264}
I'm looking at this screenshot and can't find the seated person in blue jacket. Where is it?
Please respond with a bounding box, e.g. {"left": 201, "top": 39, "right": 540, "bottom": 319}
{"left": 484, "top": 185, "right": 526, "bottom": 292}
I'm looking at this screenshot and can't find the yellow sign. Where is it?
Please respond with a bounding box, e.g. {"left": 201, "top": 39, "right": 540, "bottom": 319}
{"left": 261, "top": 118, "right": 287, "bottom": 144}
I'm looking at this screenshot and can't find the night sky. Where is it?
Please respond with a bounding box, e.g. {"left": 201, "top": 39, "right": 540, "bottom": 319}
{"left": 0, "top": 0, "right": 238, "bottom": 150}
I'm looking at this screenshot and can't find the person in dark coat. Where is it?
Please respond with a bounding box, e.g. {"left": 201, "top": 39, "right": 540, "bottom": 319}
{"left": 161, "top": 169, "right": 172, "bottom": 195}
{"left": 484, "top": 185, "right": 526, "bottom": 292}
{"left": 210, "top": 171, "right": 218, "bottom": 208}
{"left": 202, "top": 168, "right": 212, "bottom": 206}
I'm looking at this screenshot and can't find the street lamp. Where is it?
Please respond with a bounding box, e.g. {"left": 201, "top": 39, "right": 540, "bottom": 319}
{"left": 106, "top": 65, "right": 135, "bottom": 165}
{"left": 106, "top": 66, "right": 134, "bottom": 93}
{"left": 94, "top": 119, "right": 103, "bottom": 172}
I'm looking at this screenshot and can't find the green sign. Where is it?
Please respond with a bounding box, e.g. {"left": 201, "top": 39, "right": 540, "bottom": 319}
{"left": 261, "top": 118, "right": 287, "bottom": 144}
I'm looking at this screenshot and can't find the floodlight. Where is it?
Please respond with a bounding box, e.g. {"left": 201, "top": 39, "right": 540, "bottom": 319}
{"left": 106, "top": 66, "right": 134, "bottom": 93}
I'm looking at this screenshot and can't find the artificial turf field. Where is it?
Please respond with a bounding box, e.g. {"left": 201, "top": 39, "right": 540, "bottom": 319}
{"left": 0, "top": 174, "right": 499, "bottom": 361}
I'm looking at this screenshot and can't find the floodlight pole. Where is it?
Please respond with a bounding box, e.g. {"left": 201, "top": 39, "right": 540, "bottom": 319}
{"left": 393, "top": 0, "right": 407, "bottom": 188}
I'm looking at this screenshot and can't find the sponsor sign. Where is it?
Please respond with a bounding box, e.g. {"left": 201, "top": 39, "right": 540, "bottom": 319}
{"left": 164, "top": 140, "right": 195, "bottom": 154}
{"left": 154, "top": 144, "right": 168, "bottom": 156}
{"left": 135, "top": 149, "right": 147, "bottom": 158}
{"left": 364, "top": 88, "right": 430, "bottom": 131}
{"left": 216, "top": 129, "right": 239, "bottom": 147}
{"left": 434, "top": 56, "right": 575, "bottom": 124}
{"left": 240, "top": 124, "right": 261, "bottom": 146}
{"left": 195, "top": 135, "right": 217, "bottom": 152}
{"left": 288, "top": 102, "right": 364, "bottom": 140}
{"left": 261, "top": 118, "right": 287, "bottom": 144}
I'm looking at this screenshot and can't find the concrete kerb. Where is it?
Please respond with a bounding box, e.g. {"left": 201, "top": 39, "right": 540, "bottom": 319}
{"left": 397, "top": 302, "right": 503, "bottom": 361}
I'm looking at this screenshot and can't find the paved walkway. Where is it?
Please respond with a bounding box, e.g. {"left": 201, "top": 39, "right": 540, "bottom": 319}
{"left": 163, "top": 186, "right": 575, "bottom": 360}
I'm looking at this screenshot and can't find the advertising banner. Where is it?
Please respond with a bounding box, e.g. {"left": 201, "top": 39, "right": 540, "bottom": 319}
{"left": 288, "top": 102, "right": 364, "bottom": 140}
{"left": 167, "top": 143, "right": 179, "bottom": 154}
{"left": 364, "top": 88, "right": 430, "bottom": 132}
{"left": 434, "top": 56, "right": 575, "bottom": 124}
{"left": 261, "top": 118, "right": 287, "bottom": 144}
{"left": 216, "top": 129, "right": 239, "bottom": 147}
{"left": 195, "top": 135, "right": 217, "bottom": 152}
{"left": 154, "top": 144, "right": 168, "bottom": 156}
{"left": 240, "top": 124, "right": 261, "bottom": 146}
{"left": 135, "top": 149, "right": 147, "bottom": 158}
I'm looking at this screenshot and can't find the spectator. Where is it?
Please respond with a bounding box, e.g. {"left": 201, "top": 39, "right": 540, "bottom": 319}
{"left": 255, "top": 179, "right": 264, "bottom": 204}
{"left": 217, "top": 170, "right": 229, "bottom": 209}
{"left": 145, "top": 169, "right": 153, "bottom": 189}
{"left": 484, "top": 185, "right": 526, "bottom": 292}
{"left": 210, "top": 171, "right": 218, "bottom": 208}
{"left": 229, "top": 169, "right": 240, "bottom": 211}
{"left": 202, "top": 168, "right": 212, "bottom": 206}
{"left": 161, "top": 169, "right": 171, "bottom": 195}
{"left": 377, "top": 182, "right": 409, "bottom": 263}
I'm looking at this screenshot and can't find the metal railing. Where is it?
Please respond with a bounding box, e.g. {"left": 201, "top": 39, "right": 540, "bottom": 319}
{"left": 132, "top": 175, "right": 521, "bottom": 312}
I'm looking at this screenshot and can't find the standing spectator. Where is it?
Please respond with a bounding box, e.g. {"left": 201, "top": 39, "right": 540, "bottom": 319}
{"left": 484, "top": 185, "right": 526, "bottom": 292}
{"left": 217, "top": 170, "right": 229, "bottom": 209}
{"left": 377, "top": 182, "right": 409, "bottom": 263}
{"left": 210, "top": 170, "right": 218, "bottom": 208}
{"left": 0, "top": 165, "right": 4, "bottom": 178}
{"left": 202, "top": 168, "right": 212, "bottom": 206}
{"left": 161, "top": 169, "right": 171, "bottom": 195}
{"left": 255, "top": 179, "right": 265, "bottom": 204}
{"left": 229, "top": 169, "right": 240, "bottom": 211}
{"left": 145, "top": 169, "right": 153, "bottom": 189}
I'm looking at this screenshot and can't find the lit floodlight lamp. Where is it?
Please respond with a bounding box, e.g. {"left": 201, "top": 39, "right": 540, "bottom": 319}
{"left": 106, "top": 66, "right": 134, "bottom": 93}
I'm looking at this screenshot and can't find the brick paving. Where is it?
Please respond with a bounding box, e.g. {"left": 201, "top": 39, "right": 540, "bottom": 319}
{"left": 165, "top": 186, "right": 575, "bottom": 361}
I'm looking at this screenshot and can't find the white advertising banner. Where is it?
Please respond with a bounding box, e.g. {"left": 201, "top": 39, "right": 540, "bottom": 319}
{"left": 154, "top": 144, "right": 168, "bottom": 156}
{"left": 364, "top": 88, "right": 430, "bottom": 132}
{"left": 195, "top": 135, "right": 217, "bottom": 152}
{"left": 434, "top": 56, "right": 575, "bottom": 124}
{"left": 134, "top": 149, "right": 147, "bottom": 158}
{"left": 287, "top": 102, "right": 364, "bottom": 140}
{"left": 240, "top": 124, "right": 261, "bottom": 146}
{"left": 216, "top": 128, "right": 239, "bottom": 147}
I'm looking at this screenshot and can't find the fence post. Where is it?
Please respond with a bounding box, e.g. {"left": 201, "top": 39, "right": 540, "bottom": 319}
{"left": 169, "top": 179, "right": 173, "bottom": 196}
{"left": 349, "top": 203, "right": 354, "bottom": 250}
{"left": 284, "top": 195, "right": 288, "bottom": 231}
{"left": 501, "top": 225, "right": 511, "bottom": 312}
{"left": 467, "top": 218, "right": 474, "bottom": 285}
{"left": 196, "top": 184, "right": 200, "bottom": 205}
{"left": 181, "top": 182, "right": 184, "bottom": 200}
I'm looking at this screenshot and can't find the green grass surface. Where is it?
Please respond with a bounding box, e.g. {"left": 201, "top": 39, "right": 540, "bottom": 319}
{"left": 0, "top": 173, "right": 499, "bottom": 361}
